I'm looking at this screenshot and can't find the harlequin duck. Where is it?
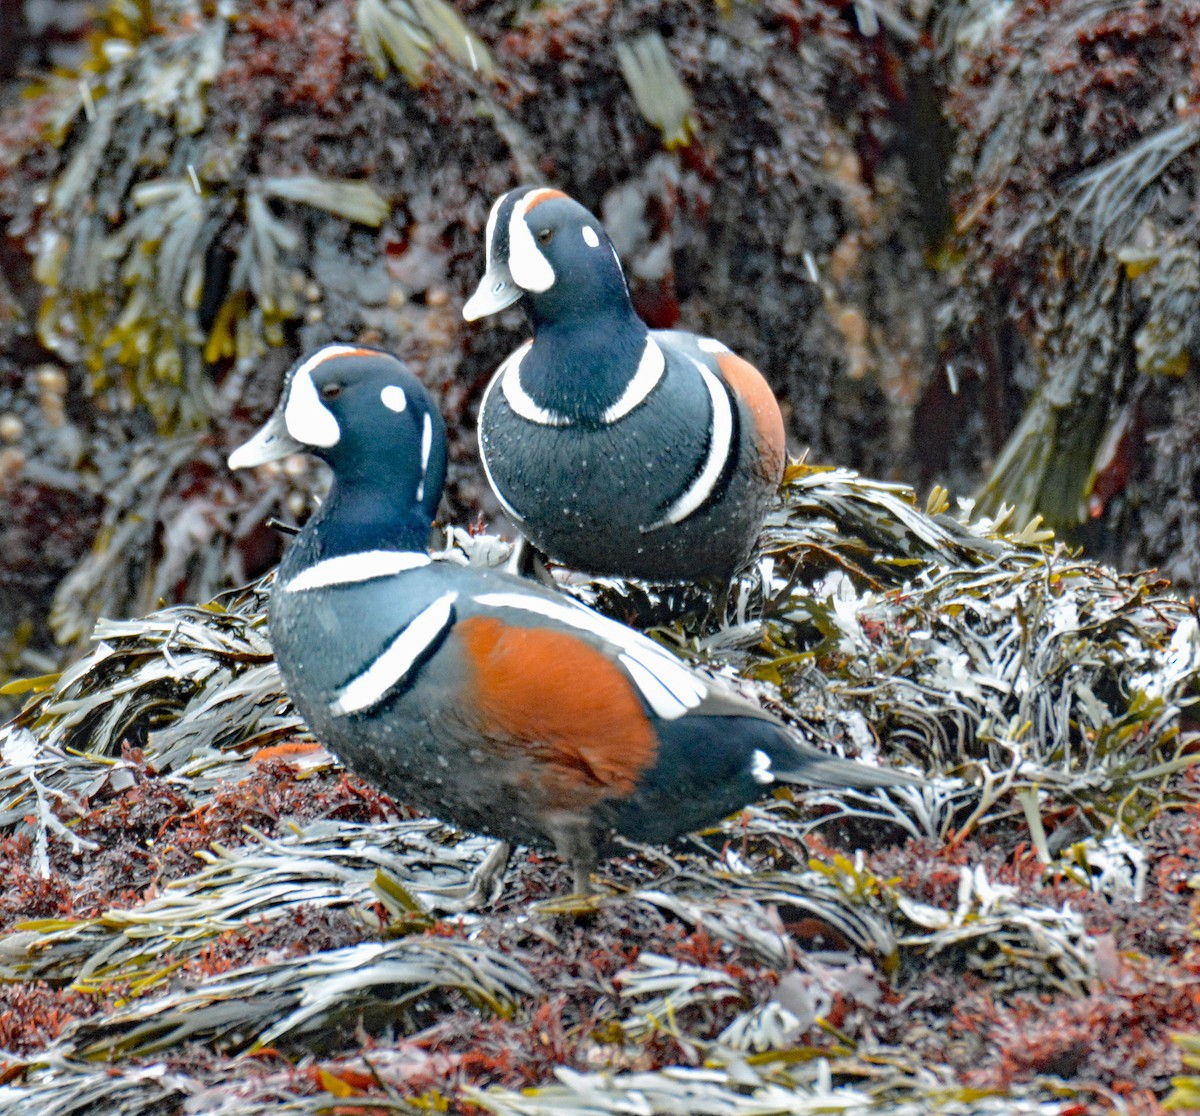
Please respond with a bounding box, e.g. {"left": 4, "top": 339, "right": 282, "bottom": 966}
{"left": 229, "top": 344, "right": 910, "bottom": 894}
{"left": 463, "top": 186, "right": 787, "bottom": 583}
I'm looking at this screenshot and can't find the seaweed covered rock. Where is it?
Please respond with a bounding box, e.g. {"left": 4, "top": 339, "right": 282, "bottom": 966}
{"left": 0, "top": 469, "right": 1198, "bottom": 1110}
{"left": 933, "top": 0, "right": 1200, "bottom": 577}
{"left": 0, "top": 0, "right": 938, "bottom": 675}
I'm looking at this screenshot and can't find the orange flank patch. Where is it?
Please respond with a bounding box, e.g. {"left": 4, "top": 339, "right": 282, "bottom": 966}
{"left": 455, "top": 616, "right": 660, "bottom": 805}
{"left": 250, "top": 741, "right": 334, "bottom": 768}
{"left": 715, "top": 351, "right": 787, "bottom": 481}
{"left": 524, "top": 188, "right": 569, "bottom": 211}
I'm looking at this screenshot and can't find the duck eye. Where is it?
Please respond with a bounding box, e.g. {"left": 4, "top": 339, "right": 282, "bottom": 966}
{"left": 320, "top": 382, "right": 343, "bottom": 401}
{"left": 536, "top": 227, "right": 554, "bottom": 245}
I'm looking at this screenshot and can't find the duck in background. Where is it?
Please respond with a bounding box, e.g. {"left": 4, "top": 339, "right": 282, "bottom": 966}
{"left": 464, "top": 187, "right": 786, "bottom": 583}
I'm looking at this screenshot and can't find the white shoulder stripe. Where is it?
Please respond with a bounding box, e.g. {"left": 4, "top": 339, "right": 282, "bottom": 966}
{"left": 696, "top": 337, "right": 730, "bottom": 354}
{"left": 284, "top": 551, "right": 431, "bottom": 593}
{"left": 330, "top": 591, "right": 458, "bottom": 716}
{"left": 601, "top": 337, "right": 665, "bottom": 423}
{"left": 642, "top": 360, "right": 733, "bottom": 531}
{"left": 472, "top": 591, "right": 705, "bottom": 719}
{"left": 499, "top": 341, "right": 568, "bottom": 426}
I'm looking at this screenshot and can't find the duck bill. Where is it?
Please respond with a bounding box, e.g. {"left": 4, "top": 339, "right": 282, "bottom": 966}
{"left": 228, "top": 407, "right": 303, "bottom": 470}
{"left": 463, "top": 264, "right": 523, "bottom": 321}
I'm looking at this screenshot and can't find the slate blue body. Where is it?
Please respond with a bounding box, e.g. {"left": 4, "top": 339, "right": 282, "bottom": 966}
{"left": 465, "top": 187, "right": 788, "bottom": 582}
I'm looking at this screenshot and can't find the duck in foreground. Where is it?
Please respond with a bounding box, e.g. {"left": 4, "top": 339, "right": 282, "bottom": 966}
{"left": 230, "top": 345, "right": 912, "bottom": 894}
{"left": 464, "top": 186, "right": 787, "bottom": 583}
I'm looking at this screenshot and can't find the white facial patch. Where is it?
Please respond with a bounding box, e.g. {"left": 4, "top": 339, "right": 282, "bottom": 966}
{"left": 472, "top": 591, "right": 707, "bottom": 719}
{"left": 751, "top": 749, "right": 775, "bottom": 785}
{"left": 507, "top": 191, "right": 557, "bottom": 293}
{"left": 642, "top": 360, "right": 734, "bottom": 531}
{"left": 381, "top": 385, "right": 407, "bottom": 413}
{"left": 581, "top": 225, "right": 600, "bottom": 248}
{"left": 330, "top": 591, "right": 458, "bottom": 716}
{"left": 284, "top": 364, "right": 340, "bottom": 448}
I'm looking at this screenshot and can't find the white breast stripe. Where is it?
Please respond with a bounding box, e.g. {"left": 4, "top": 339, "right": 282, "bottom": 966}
{"left": 478, "top": 371, "right": 527, "bottom": 523}
{"left": 641, "top": 360, "right": 733, "bottom": 531}
{"left": 601, "top": 337, "right": 666, "bottom": 423}
{"left": 284, "top": 551, "right": 431, "bottom": 592}
{"left": 416, "top": 413, "right": 433, "bottom": 503}
{"left": 508, "top": 192, "right": 556, "bottom": 292}
{"left": 499, "top": 341, "right": 568, "bottom": 426}
{"left": 285, "top": 366, "right": 340, "bottom": 448}
{"left": 330, "top": 591, "right": 458, "bottom": 716}
{"left": 472, "top": 591, "right": 706, "bottom": 719}
{"left": 697, "top": 338, "right": 729, "bottom": 354}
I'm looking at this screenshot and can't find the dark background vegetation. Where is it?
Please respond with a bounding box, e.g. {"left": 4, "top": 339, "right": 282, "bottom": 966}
{"left": 1, "top": 0, "right": 1198, "bottom": 685}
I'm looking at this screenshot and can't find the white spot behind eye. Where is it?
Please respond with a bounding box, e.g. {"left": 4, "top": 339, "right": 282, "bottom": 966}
{"left": 582, "top": 225, "right": 600, "bottom": 248}
{"left": 381, "top": 385, "right": 408, "bottom": 413}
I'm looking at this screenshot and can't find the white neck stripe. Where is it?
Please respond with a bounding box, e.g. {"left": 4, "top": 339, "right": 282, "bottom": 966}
{"left": 642, "top": 360, "right": 733, "bottom": 531}
{"left": 601, "top": 337, "right": 666, "bottom": 424}
{"left": 499, "top": 341, "right": 568, "bottom": 426}
{"left": 284, "top": 551, "right": 431, "bottom": 592}
{"left": 416, "top": 413, "right": 433, "bottom": 504}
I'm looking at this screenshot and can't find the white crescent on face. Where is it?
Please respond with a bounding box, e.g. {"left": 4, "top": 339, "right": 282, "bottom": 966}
{"left": 506, "top": 189, "right": 559, "bottom": 293}
{"left": 282, "top": 346, "right": 365, "bottom": 447}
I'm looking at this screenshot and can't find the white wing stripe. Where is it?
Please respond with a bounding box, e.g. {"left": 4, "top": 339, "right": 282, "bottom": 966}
{"left": 284, "top": 551, "right": 430, "bottom": 592}
{"left": 330, "top": 592, "right": 458, "bottom": 716}
{"left": 642, "top": 360, "right": 733, "bottom": 530}
{"left": 618, "top": 654, "right": 695, "bottom": 720}
{"left": 472, "top": 591, "right": 705, "bottom": 719}
{"left": 601, "top": 337, "right": 666, "bottom": 423}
